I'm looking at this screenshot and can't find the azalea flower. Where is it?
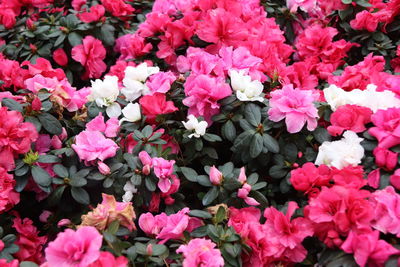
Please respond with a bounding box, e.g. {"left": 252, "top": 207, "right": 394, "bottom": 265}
{"left": 182, "top": 115, "right": 208, "bottom": 138}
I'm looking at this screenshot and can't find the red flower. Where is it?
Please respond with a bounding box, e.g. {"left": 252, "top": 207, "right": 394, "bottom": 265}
{"left": 101, "top": 0, "right": 134, "bottom": 19}
{"left": 72, "top": 36, "right": 106, "bottom": 79}
{"left": 327, "top": 104, "right": 372, "bottom": 136}
{"left": 139, "top": 93, "right": 178, "bottom": 124}
{"left": 53, "top": 48, "right": 68, "bottom": 66}
{"left": 78, "top": 5, "right": 105, "bottom": 23}
{"left": 12, "top": 214, "right": 47, "bottom": 264}
{"left": 0, "top": 167, "right": 19, "bottom": 213}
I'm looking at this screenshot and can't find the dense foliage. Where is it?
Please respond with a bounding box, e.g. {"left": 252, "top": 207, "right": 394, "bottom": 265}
{"left": 0, "top": 0, "right": 400, "bottom": 266}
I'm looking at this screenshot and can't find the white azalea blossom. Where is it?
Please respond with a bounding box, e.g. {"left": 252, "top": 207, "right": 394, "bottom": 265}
{"left": 89, "top": 75, "right": 120, "bottom": 108}
{"left": 182, "top": 115, "right": 208, "bottom": 138}
{"left": 229, "top": 69, "right": 264, "bottom": 102}
{"left": 315, "top": 130, "right": 364, "bottom": 169}
{"left": 120, "top": 103, "right": 141, "bottom": 124}
{"left": 122, "top": 63, "right": 159, "bottom": 101}
{"left": 324, "top": 84, "right": 400, "bottom": 112}
{"left": 122, "top": 181, "right": 138, "bottom": 202}
{"left": 106, "top": 102, "right": 122, "bottom": 118}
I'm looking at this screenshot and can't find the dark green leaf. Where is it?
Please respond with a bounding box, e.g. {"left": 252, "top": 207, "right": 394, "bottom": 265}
{"left": 269, "top": 165, "right": 288, "bottom": 179}
{"left": 250, "top": 134, "right": 263, "bottom": 158}
{"left": 2, "top": 98, "right": 23, "bottom": 112}
{"left": 244, "top": 103, "right": 261, "bottom": 127}
{"left": 38, "top": 113, "right": 62, "bottom": 135}
{"left": 37, "top": 155, "right": 60, "bottom": 164}
{"left": 222, "top": 120, "right": 236, "bottom": 141}
{"left": 202, "top": 186, "right": 219, "bottom": 206}
{"left": 68, "top": 32, "right": 82, "bottom": 46}
{"left": 145, "top": 178, "right": 156, "bottom": 191}
{"left": 180, "top": 167, "right": 198, "bottom": 182}
{"left": 313, "top": 128, "right": 331, "bottom": 143}
{"left": 71, "top": 187, "right": 90, "bottom": 205}
{"left": 189, "top": 210, "right": 212, "bottom": 219}
{"left": 263, "top": 134, "right": 279, "bottom": 153}
{"left": 31, "top": 166, "right": 52, "bottom": 186}
{"left": 53, "top": 164, "right": 69, "bottom": 177}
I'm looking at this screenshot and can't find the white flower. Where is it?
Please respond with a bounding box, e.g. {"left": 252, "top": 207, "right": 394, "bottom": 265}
{"left": 182, "top": 115, "right": 208, "bottom": 138}
{"left": 229, "top": 69, "right": 264, "bottom": 102}
{"left": 122, "top": 181, "right": 138, "bottom": 202}
{"left": 121, "top": 63, "right": 159, "bottom": 101}
{"left": 106, "top": 102, "right": 122, "bottom": 118}
{"left": 89, "top": 75, "right": 120, "bottom": 108}
{"left": 124, "top": 63, "right": 160, "bottom": 83}
{"left": 315, "top": 130, "right": 364, "bottom": 169}
{"left": 324, "top": 84, "right": 400, "bottom": 112}
{"left": 120, "top": 103, "right": 141, "bottom": 124}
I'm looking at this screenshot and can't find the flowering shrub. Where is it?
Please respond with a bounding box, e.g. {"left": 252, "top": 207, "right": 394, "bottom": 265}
{"left": 0, "top": 0, "right": 400, "bottom": 266}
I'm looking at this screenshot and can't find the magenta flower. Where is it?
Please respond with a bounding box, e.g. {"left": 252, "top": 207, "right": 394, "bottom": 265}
{"left": 177, "top": 238, "right": 224, "bottom": 267}
{"left": 45, "top": 226, "right": 103, "bottom": 267}
{"left": 268, "top": 84, "right": 319, "bottom": 133}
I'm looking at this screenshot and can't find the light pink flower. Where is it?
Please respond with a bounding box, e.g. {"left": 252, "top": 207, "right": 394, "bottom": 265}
{"left": 45, "top": 226, "right": 102, "bottom": 267}
{"left": 268, "top": 84, "right": 319, "bottom": 133}
{"left": 369, "top": 108, "right": 400, "bottom": 149}
{"left": 139, "top": 212, "right": 168, "bottom": 236}
{"left": 183, "top": 74, "right": 232, "bottom": 124}
{"left": 139, "top": 151, "right": 152, "bottom": 175}
{"left": 72, "top": 130, "right": 118, "bottom": 163}
{"left": 156, "top": 208, "right": 194, "bottom": 243}
{"left": 152, "top": 157, "right": 175, "bottom": 193}
{"left": 146, "top": 71, "right": 176, "bottom": 94}
{"left": 287, "top": 0, "right": 317, "bottom": 13}
{"left": 237, "top": 168, "right": 259, "bottom": 206}
{"left": 86, "top": 113, "right": 120, "bottom": 138}
{"left": 177, "top": 238, "right": 224, "bottom": 267}
{"left": 369, "top": 186, "right": 400, "bottom": 237}
{"left": 341, "top": 230, "right": 398, "bottom": 267}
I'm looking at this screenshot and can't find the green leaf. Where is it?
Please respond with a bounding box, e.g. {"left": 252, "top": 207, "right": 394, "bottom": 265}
{"left": 189, "top": 210, "right": 212, "bottom": 219}
{"left": 142, "top": 125, "right": 153, "bottom": 138}
{"left": 38, "top": 113, "right": 62, "bottom": 135}
{"left": 25, "top": 116, "right": 41, "bottom": 132}
{"left": 152, "top": 244, "right": 167, "bottom": 256}
{"left": 145, "top": 178, "right": 156, "bottom": 191}
{"left": 197, "top": 175, "right": 212, "bottom": 187}
{"left": 2, "top": 98, "right": 23, "bottom": 112}
{"left": 263, "top": 134, "right": 279, "bottom": 153}
{"left": 71, "top": 187, "right": 90, "bottom": 205}
{"left": 250, "top": 134, "right": 263, "bottom": 158}
{"left": 31, "top": 166, "right": 52, "bottom": 187}
{"left": 202, "top": 186, "right": 219, "bottom": 206}
{"left": 269, "top": 165, "right": 288, "bottom": 179}
{"left": 106, "top": 220, "right": 120, "bottom": 235}
{"left": 70, "top": 177, "right": 87, "bottom": 187}
{"left": 180, "top": 167, "right": 198, "bottom": 182}
{"left": 68, "top": 32, "right": 82, "bottom": 46}
{"left": 244, "top": 103, "right": 261, "bottom": 127}
{"left": 99, "top": 24, "right": 115, "bottom": 46}
{"left": 222, "top": 120, "right": 236, "bottom": 141}
{"left": 37, "top": 155, "right": 60, "bottom": 163}
{"left": 313, "top": 128, "right": 331, "bottom": 144}
{"left": 47, "top": 185, "right": 66, "bottom": 206}
{"left": 203, "top": 133, "right": 222, "bottom": 142}
{"left": 19, "top": 262, "right": 39, "bottom": 267}
{"left": 233, "top": 130, "right": 253, "bottom": 150}
{"left": 341, "top": 0, "right": 352, "bottom": 4}
{"left": 190, "top": 225, "right": 208, "bottom": 237}
{"left": 53, "top": 164, "right": 69, "bottom": 177}
{"left": 215, "top": 206, "right": 226, "bottom": 223}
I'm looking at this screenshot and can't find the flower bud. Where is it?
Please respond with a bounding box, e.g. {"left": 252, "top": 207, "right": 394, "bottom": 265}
{"left": 209, "top": 166, "right": 223, "bottom": 185}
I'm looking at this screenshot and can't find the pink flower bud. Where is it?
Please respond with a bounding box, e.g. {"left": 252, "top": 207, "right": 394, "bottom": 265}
{"left": 59, "top": 128, "right": 68, "bottom": 140}
{"left": 53, "top": 48, "right": 68, "bottom": 66}
{"left": 32, "top": 96, "right": 42, "bottom": 111}
{"left": 51, "top": 136, "right": 62, "bottom": 149}
{"left": 142, "top": 165, "right": 151, "bottom": 175}
{"left": 98, "top": 161, "right": 111, "bottom": 175}
{"left": 209, "top": 166, "right": 223, "bottom": 185}
{"left": 146, "top": 244, "right": 153, "bottom": 255}
{"left": 0, "top": 240, "right": 4, "bottom": 251}
{"left": 57, "top": 219, "right": 71, "bottom": 227}
{"left": 39, "top": 210, "right": 52, "bottom": 223}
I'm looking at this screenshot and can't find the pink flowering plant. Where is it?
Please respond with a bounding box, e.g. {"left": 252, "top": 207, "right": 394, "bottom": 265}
{"left": 0, "top": 0, "right": 400, "bottom": 266}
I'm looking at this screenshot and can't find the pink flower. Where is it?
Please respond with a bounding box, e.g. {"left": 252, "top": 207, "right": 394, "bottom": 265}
{"left": 369, "top": 186, "right": 400, "bottom": 237}
{"left": 287, "top": 0, "right": 317, "bottom": 13}
{"left": 177, "top": 238, "right": 224, "bottom": 267}
{"left": 146, "top": 71, "right": 176, "bottom": 94}
{"left": 390, "top": 169, "right": 400, "bottom": 190}
{"left": 0, "top": 259, "right": 18, "bottom": 267}
{"left": 330, "top": 165, "right": 366, "bottom": 189}
{"left": 183, "top": 74, "right": 231, "bottom": 124}
{"left": 13, "top": 215, "right": 47, "bottom": 263}
{"left": 72, "top": 36, "right": 106, "bottom": 79}
{"left": 88, "top": 251, "right": 128, "bottom": 267}
{"left": 341, "top": 230, "right": 398, "bottom": 267}
{"left": 0, "top": 167, "right": 20, "bottom": 213}
{"left": 268, "top": 84, "right": 319, "bottom": 133}
{"left": 373, "top": 147, "right": 398, "bottom": 171}
{"left": 78, "top": 5, "right": 105, "bottom": 23}
{"left": 369, "top": 108, "right": 400, "bottom": 149}
{"left": 156, "top": 208, "right": 193, "bottom": 243}
{"left": 72, "top": 130, "right": 118, "bottom": 163}
{"left": 209, "top": 166, "right": 223, "bottom": 185}
{"left": 237, "top": 168, "right": 259, "bottom": 206}
{"left": 115, "top": 34, "right": 152, "bottom": 61}
{"left": 152, "top": 157, "right": 175, "bottom": 192}
{"left": 101, "top": 0, "right": 135, "bottom": 19}
{"left": 304, "top": 186, "right": 373, "bottom": 247}
{"left": 26, "top": 57, "right": 66, "bottom": 80}
{"left": 139, "top": 93, "right": 178, "bottom": 124}
{"left": 368, "top": 168, "right": 381, "bottom": 189}
{"left": 350, "top": 10, "right": 380, "bottom": 32}
{"left": 139, "top": 151, "right": 152, "bottom": 175}
{"left": 86, "top": 113, "right": 120, "bottom": 138}
{"left": 139, "top": 212, "right": 168, "bottom": 236}
{"left": 53, "top": 48, "right": 68, "bottom": 66}
{"left": 72, "top": 0, "right": 86, "bottom": 10}
{"left": 45, "top": 226, "right": 102, "bottom": 267}
{"left": 263, "top": 202, "right": 314, "bottom": 263}
{"left": 327, "top": 105, "right": 372, "bottom": 136}
{"left": 0, "top": 107, "right": 38, "bottom": 171}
